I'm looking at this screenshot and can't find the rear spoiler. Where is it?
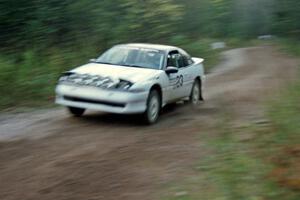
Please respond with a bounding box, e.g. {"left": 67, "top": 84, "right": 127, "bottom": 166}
{"left": 192, "top": 57, "right": 204, "bottom": 64}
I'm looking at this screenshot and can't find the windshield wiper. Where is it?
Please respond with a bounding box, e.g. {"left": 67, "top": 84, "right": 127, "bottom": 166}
{"left": 95, "top": 62, "right": 152, "bottom": 69}
{"left": 95, "top": 61, "right": 117, "bottom": 65}
{"left": 122, "top": 64, "right": 148, "bottom": 69}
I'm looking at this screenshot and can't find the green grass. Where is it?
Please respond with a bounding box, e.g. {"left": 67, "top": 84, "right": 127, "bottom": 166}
{"left": 198, "top": 113, "right": 299, "bottom": 200}
{"left": 0, "top": 45, "right": 100, "bottom": 111}
{"left": 277, "top": 38, "right": 300, "bottom": 56}
{"left": 162, "top": 119, "right": 276, "bottom": 200}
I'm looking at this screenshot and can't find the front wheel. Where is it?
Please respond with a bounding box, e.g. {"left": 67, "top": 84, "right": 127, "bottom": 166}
{"left": 68, "top": 107, "right": 85, "bottom": 117}
{"left": 143, "top": 90, "right": 161, "bottom": 124}
{"left": 189, "top": 80, "right": 202, "bottom": 105}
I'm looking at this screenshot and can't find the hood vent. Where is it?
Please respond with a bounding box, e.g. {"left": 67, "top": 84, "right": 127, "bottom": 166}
{"left": 60, "top": 73, "right": 119, "bottom": 89}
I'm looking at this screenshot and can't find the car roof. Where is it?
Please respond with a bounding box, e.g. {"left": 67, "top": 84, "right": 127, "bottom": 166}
{"left": 118, "top": 43, "right": 178, "bottom": 52}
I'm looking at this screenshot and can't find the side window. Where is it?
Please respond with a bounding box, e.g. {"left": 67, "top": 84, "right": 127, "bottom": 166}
{"left": 182, "top": 56, "right": 194, "bottom": 66}
{"left": 167, "top": 53, "right": 179, "bottom": 68}
{"left": 167, "top": 50, "right": 192, "bottom": 68}
{"left": 179, "top": 49, "right": 194, "bottom": 67}
{"left": 177, "top": 54, "right": 185, "bottom": 68}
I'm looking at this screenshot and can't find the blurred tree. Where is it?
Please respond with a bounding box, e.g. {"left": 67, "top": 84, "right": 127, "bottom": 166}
{"left": 231, "top": 0, "right": 274, "bottom": 37}
{"left": 0, "top": 0, "right": 299, "bottom": 53}
{"left": 109, "top": 0, "right": 183, "bottom": 42}
{"left": 0, "top": 0, "right": 36, "bottom": 50}
{"left": 0, "top": 0, "right": 183, "bottom": 53}
{"left": 273, "top": 0, "right": 300, "bottom": 38}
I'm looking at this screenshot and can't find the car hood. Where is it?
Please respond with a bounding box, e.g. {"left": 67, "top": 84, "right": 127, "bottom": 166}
{"left": 71, "top": 63, "right": 159, "bottom": 83}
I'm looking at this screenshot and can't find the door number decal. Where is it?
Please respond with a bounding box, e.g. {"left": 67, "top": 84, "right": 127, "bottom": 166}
{"left": 170, "top": 75, "right": 183, "bottom": 89}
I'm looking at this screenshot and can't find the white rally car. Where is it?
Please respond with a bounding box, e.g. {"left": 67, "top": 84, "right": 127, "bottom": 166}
{"left": 56, "top": 43, "right": 205, "bottom": 124}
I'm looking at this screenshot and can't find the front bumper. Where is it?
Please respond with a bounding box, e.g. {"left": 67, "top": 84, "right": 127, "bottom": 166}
{"left": 55, "top": 84, "right": 148, "bottom": 114}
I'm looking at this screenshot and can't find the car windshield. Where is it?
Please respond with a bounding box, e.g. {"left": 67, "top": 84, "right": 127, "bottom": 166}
{"left": 96, "top": 46, "right": 165, "bottom": 69}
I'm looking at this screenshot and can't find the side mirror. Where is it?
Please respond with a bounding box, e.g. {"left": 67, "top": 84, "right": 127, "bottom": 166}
{"left": 165, "top": 66, "right": 178, "bottom": 74}
{"left": 89, "top": 58, "right": 97, "bottom": 63}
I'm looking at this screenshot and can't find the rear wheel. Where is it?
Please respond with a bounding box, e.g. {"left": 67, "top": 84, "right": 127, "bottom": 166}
{"left": 189, "top": 80, "right": 201, "bottom": 105}
{"left": 143, "top": 90, "right": 161, "bottom": 124}
{"left": 68, "top": 107, "right": 85, "bottom": 117}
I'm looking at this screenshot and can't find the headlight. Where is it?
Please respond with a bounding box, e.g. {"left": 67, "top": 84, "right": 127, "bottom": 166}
{"left": 115, "top": 80, "right": 133, "bottom": 90}
{"left": 58, "top": 72, "right": 74, "bottom": 83}
{"left": 59, "top": 75, "right": 68, "bottom": 82}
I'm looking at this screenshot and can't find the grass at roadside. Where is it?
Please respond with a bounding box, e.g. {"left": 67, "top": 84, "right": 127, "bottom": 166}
{"left": 161, "top": 119, "right": 277, "bottom": 200}
{"left": 0, "top": 46, "right": 99, "bottom": 111}
{"left": 277, "top": 38, "right": 300, "bottom": 56}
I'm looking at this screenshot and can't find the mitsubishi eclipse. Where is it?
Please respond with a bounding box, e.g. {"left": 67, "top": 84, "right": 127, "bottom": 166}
{"left": 55, "top": 43, "right": 205, "bottom": 124}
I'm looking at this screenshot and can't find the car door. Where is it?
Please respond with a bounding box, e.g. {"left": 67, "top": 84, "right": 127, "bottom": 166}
{"left": 165, "top": 52, "right": 185, "bottom": 100}
{"left": 177, "top": 51, "right": 196, "bottom": 97}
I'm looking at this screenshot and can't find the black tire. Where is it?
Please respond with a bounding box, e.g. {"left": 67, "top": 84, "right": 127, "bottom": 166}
{"left": 68, "top": 107, "right": 85, "bottom": 117}
{"left": 165, "top": 102, "right": 177, "bottom": 109}
{"left": 199, "top": 80, "right": 204, "bottom": 101}
{"left": 189, "top": 80, "right": 202, "bottom": 105}
{"left": 143, "top": 90, "right": 161, "bottom": 125}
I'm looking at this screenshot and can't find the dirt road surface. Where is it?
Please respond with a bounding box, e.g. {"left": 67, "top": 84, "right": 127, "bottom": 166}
{"left": 0, "top": 46, "right": 298, "bottom": 200}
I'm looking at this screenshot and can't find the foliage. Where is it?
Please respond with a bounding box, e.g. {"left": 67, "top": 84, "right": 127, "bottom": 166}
{"left": 1, "top": 0, "right": 299, "bottom": 52}
{"left": 278, "top": 38, "right": 300, "bottom": 56}
{"left": 273, "top": 0, "right": 300, "bottom": 38}
{"left": 0, "top": 0, "right": 183, "bottom": 52}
